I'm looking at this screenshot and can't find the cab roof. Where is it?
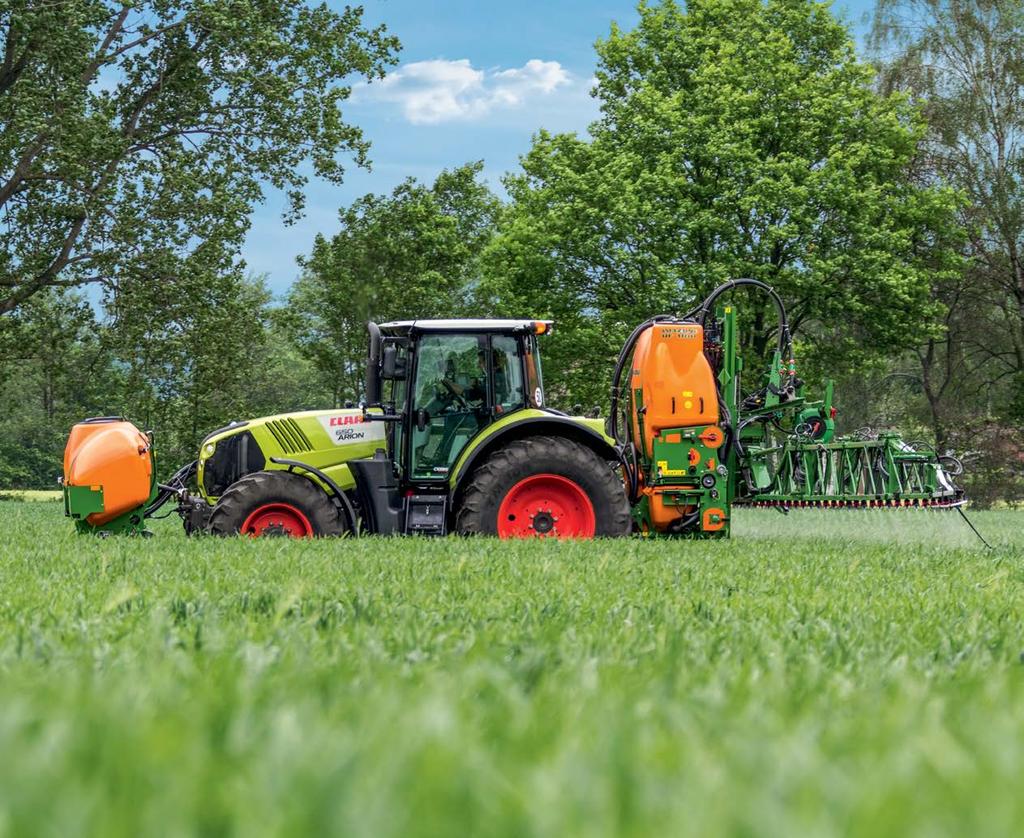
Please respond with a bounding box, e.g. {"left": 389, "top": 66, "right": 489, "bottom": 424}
{"left": 379, "top": 319, "right": 552, "bottom": 335}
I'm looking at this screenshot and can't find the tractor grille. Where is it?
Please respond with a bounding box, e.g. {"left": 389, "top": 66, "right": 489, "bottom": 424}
{"left": 265, "top": 418, "right": 313, "bottom": 455}
{"left": 203, "top": 430, "right": 265, "bottom": 496}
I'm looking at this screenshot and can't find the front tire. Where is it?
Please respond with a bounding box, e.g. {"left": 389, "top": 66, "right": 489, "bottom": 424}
{"left": 456, "top": 435, "right": 631, "bottom": 538}
{"left": 207, "top": 471, "right": 347, "bottom": 537}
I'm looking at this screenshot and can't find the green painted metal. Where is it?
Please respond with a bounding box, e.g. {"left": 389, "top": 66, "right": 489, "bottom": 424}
{"left": 645, "top": 422, "right": 729, "bottom": 536}
{"left": 745, "top": 434, "right": 957, "bottom": 506}
{"left": 64, "top": 484, "right": 104, "bottom": 519}
{"left": 629, "top": 303, "right": 962, "bottom": 537}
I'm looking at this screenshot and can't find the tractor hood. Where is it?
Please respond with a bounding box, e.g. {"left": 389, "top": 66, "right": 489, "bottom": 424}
{"left": 197, "top": 408, "right": 387, "bottom": 501}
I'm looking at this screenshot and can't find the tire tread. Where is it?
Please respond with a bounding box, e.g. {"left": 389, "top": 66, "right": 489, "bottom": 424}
{"left": 207, "top": 470, "right": 346, "bottom": 537}
{"left": 456, "top": 435, "right": 630, "bottom": 537}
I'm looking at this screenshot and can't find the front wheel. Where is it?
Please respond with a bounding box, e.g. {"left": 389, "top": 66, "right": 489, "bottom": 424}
{"left": 207, "top": 471, "right": 348, "bottom": 537}
{"left": 456, "top": 435, "right": 631, "bottom": 539}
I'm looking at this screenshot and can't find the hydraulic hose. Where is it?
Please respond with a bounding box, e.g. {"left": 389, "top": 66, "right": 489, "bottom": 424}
{"left": 145, "top": 459, "right": 198, "bottom": 518}
{"left": 608, "top": 314, "right": 683, "bottom": 445}
{"left": 696, "top": 277, "right": 792, "bottom": 359}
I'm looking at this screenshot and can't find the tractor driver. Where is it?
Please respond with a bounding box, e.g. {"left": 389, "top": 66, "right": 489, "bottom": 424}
{"left": 419, "top": 350, "right": 486, "bottom": 471}
{"left": 438, "top": 350, "right": 487, "bottom": 408}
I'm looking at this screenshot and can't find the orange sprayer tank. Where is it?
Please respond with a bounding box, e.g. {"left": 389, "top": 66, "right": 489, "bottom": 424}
{"left": 63, "top": 419, "right": 154, "bottom": 526}
{"left": 630, "top": 322, "right": 719, "bottom": 457}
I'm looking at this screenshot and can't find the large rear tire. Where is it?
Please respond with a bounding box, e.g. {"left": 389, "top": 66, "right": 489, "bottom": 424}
{"left": 207, "top": 470, "right": 347, "bottom": 538}
{"left": 456, "top": 435, "right": 631, "bottom": 538}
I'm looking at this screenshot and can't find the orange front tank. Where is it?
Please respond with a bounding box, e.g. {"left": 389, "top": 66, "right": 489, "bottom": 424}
{"left": 630, "top": 322, "right": 719, "bottom": 457}
{"left": 64, "top": 419, "right": 154, "bottom": 525}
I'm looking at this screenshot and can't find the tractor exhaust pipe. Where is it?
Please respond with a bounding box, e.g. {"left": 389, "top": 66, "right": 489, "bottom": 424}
{"left": 365, "top": 321, "right": 382, "bottom": 406}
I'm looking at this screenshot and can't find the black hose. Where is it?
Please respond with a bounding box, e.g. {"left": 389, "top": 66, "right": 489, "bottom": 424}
{"left": 608, "top": 314, "right": 683, "bottom": 444}
{"left": 696, "top": 278, "right": 792, "bottom": 359}
{"left": 145, "top": 460, "right": 198, "bottom": 518}
{"left": 615, "top": 441, "right": 641, "bottom": 504}
{"left": 667, "top": 510, "right": 700, "bottom": 534}
{"left": 717, "top": 394, "right": 735, "bottom": 464}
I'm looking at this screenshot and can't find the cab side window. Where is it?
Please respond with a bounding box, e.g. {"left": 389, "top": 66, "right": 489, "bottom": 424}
{"left": 524, "top": 335, "right": 544, "bottom": 408}
{"left": 491, "top": 336, "right": 525, "bottom": 414}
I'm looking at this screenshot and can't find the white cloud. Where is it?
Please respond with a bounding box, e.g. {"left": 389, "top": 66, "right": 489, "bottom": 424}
{"left": 364, "top": 58, "right": 572, "bottom": 125}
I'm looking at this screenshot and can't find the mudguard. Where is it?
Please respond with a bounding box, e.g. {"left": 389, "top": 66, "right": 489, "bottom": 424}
{"left": 448, "top": 408, "right": 619, "bottom": 496}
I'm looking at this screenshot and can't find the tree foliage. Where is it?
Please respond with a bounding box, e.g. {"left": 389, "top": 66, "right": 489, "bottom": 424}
{"left": 0, "top": 289, "right": 114, "bottom": 487}
{"left": 0, "top": 0, "right": 398, "bottom": 314}
{"left": 872, "top": 0, "right": 1024, "bottom": 421}
{"left": 0, "top": 273, "right": 321, "bottom": 487}
{"left": 106, "top": 270, "right": 300, "bottom": 466}
{"left": 286, "top": 162, "right": 500, "bottom": 405}
{"left": 481, "top": 0, "right": 963, "bottom": 408}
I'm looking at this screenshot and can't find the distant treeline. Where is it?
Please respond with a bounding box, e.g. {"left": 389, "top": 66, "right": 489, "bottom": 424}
{"left": 1, "top": 0, "right": 1022, "bottom": 504}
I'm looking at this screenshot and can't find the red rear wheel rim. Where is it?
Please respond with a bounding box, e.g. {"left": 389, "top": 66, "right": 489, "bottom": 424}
{"left": 241, "top": 503, "right": 313, "bottom": 537}
{"left": 497, "top": 474, "right": 596, "bottom": 539}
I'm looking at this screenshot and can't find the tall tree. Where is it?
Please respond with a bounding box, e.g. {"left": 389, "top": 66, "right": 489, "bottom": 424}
{"left": 870, "top": 0, "right": 1024, "bottom": 432}
{"left": 0, "top": 0, "right": 398, "bottom": 314}
{"left": 286, "top": 162, "right": 500, "bottom": 405}
{"left": 482, "top": 0, "right": 963, "bottom": 409}
{"left": 107, "top": 270, "right": 282, "bottom": 466}
{"left": 0, "top": 289, "right": 116, "bottom": 487}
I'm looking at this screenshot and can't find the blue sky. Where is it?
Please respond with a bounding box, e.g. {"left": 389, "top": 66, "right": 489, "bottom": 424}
{"left": 245, "top": 0, "right": 875, "bottom": 297}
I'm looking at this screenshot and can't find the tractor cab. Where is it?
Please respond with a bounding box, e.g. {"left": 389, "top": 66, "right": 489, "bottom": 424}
{"left": 368, "top": 319, "right": 551, "bottom": 483}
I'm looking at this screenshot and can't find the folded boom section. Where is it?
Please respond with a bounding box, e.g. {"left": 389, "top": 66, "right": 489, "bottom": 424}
{"left": 743, "top": 434, "right": 963, "bottom": 508}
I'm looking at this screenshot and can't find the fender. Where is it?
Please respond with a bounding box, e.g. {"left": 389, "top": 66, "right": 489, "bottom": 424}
{"left": 449, "top": 408, "right": 620, "bottom": 497}
{"left": 269, "top": 456, "right": 359, "bottom": 533}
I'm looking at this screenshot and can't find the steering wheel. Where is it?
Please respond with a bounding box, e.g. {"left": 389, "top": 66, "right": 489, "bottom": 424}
{"left": 438, "top": 378, "right": 470, "bottom": 411}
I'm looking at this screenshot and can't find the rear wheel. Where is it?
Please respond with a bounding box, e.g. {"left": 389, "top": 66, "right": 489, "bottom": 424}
{"left": 456, "top": 435, "right": 630, "bottom": 538}
{"left": 207, "top": 471, "right": 347, "bottom": 537}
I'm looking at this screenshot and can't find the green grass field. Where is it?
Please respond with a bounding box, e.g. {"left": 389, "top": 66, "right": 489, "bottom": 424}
{"left": 1, "top": 500, "right": 1021, "bottom": 837}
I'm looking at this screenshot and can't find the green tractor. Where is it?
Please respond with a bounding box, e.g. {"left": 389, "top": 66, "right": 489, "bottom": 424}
{"left": 65, "top": 318, "right": 630, "bottom": 538}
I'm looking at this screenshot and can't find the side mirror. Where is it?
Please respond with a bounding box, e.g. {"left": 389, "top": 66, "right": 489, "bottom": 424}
{"left": 416, "top": 409, "right": 429, "bottom": 433}
{"left": 381, "top": 344, "right": 406, "bottom": 380}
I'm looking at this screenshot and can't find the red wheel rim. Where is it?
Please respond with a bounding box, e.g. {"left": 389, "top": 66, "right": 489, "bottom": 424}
{"left": 241, "top": 503, "right": 313, "bottom": 537}
{"left": 497, "top": 473, "right": 596, "bottom": 538}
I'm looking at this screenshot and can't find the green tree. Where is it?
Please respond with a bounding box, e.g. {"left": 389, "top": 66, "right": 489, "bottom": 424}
{"left": 871, "top": 0, "right": 1024, "bottom": 427}
{"left": 286, "top": 162, "right": 500, "bottom": 405}
{"left": 0, "top": 0, "right": 398, "bottom": 314}
{"left": 482, "top": 0, "right": 962, "bottom": 409}
{"left": 0, "top": 289, "right": 116, "bottom": 487}
{"left": 106, "top": 270, "right": 284, "bottom": 467}
{"left": 867, "top": 0, "right": 1024, "bottom": 501}
{"left": 0, "top": 274, "right": 325, "bottom": 486}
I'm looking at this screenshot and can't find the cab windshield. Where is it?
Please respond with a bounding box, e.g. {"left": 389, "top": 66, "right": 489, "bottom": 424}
{"left": 409, "top": 332, "right": 526, "bottom": 479}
